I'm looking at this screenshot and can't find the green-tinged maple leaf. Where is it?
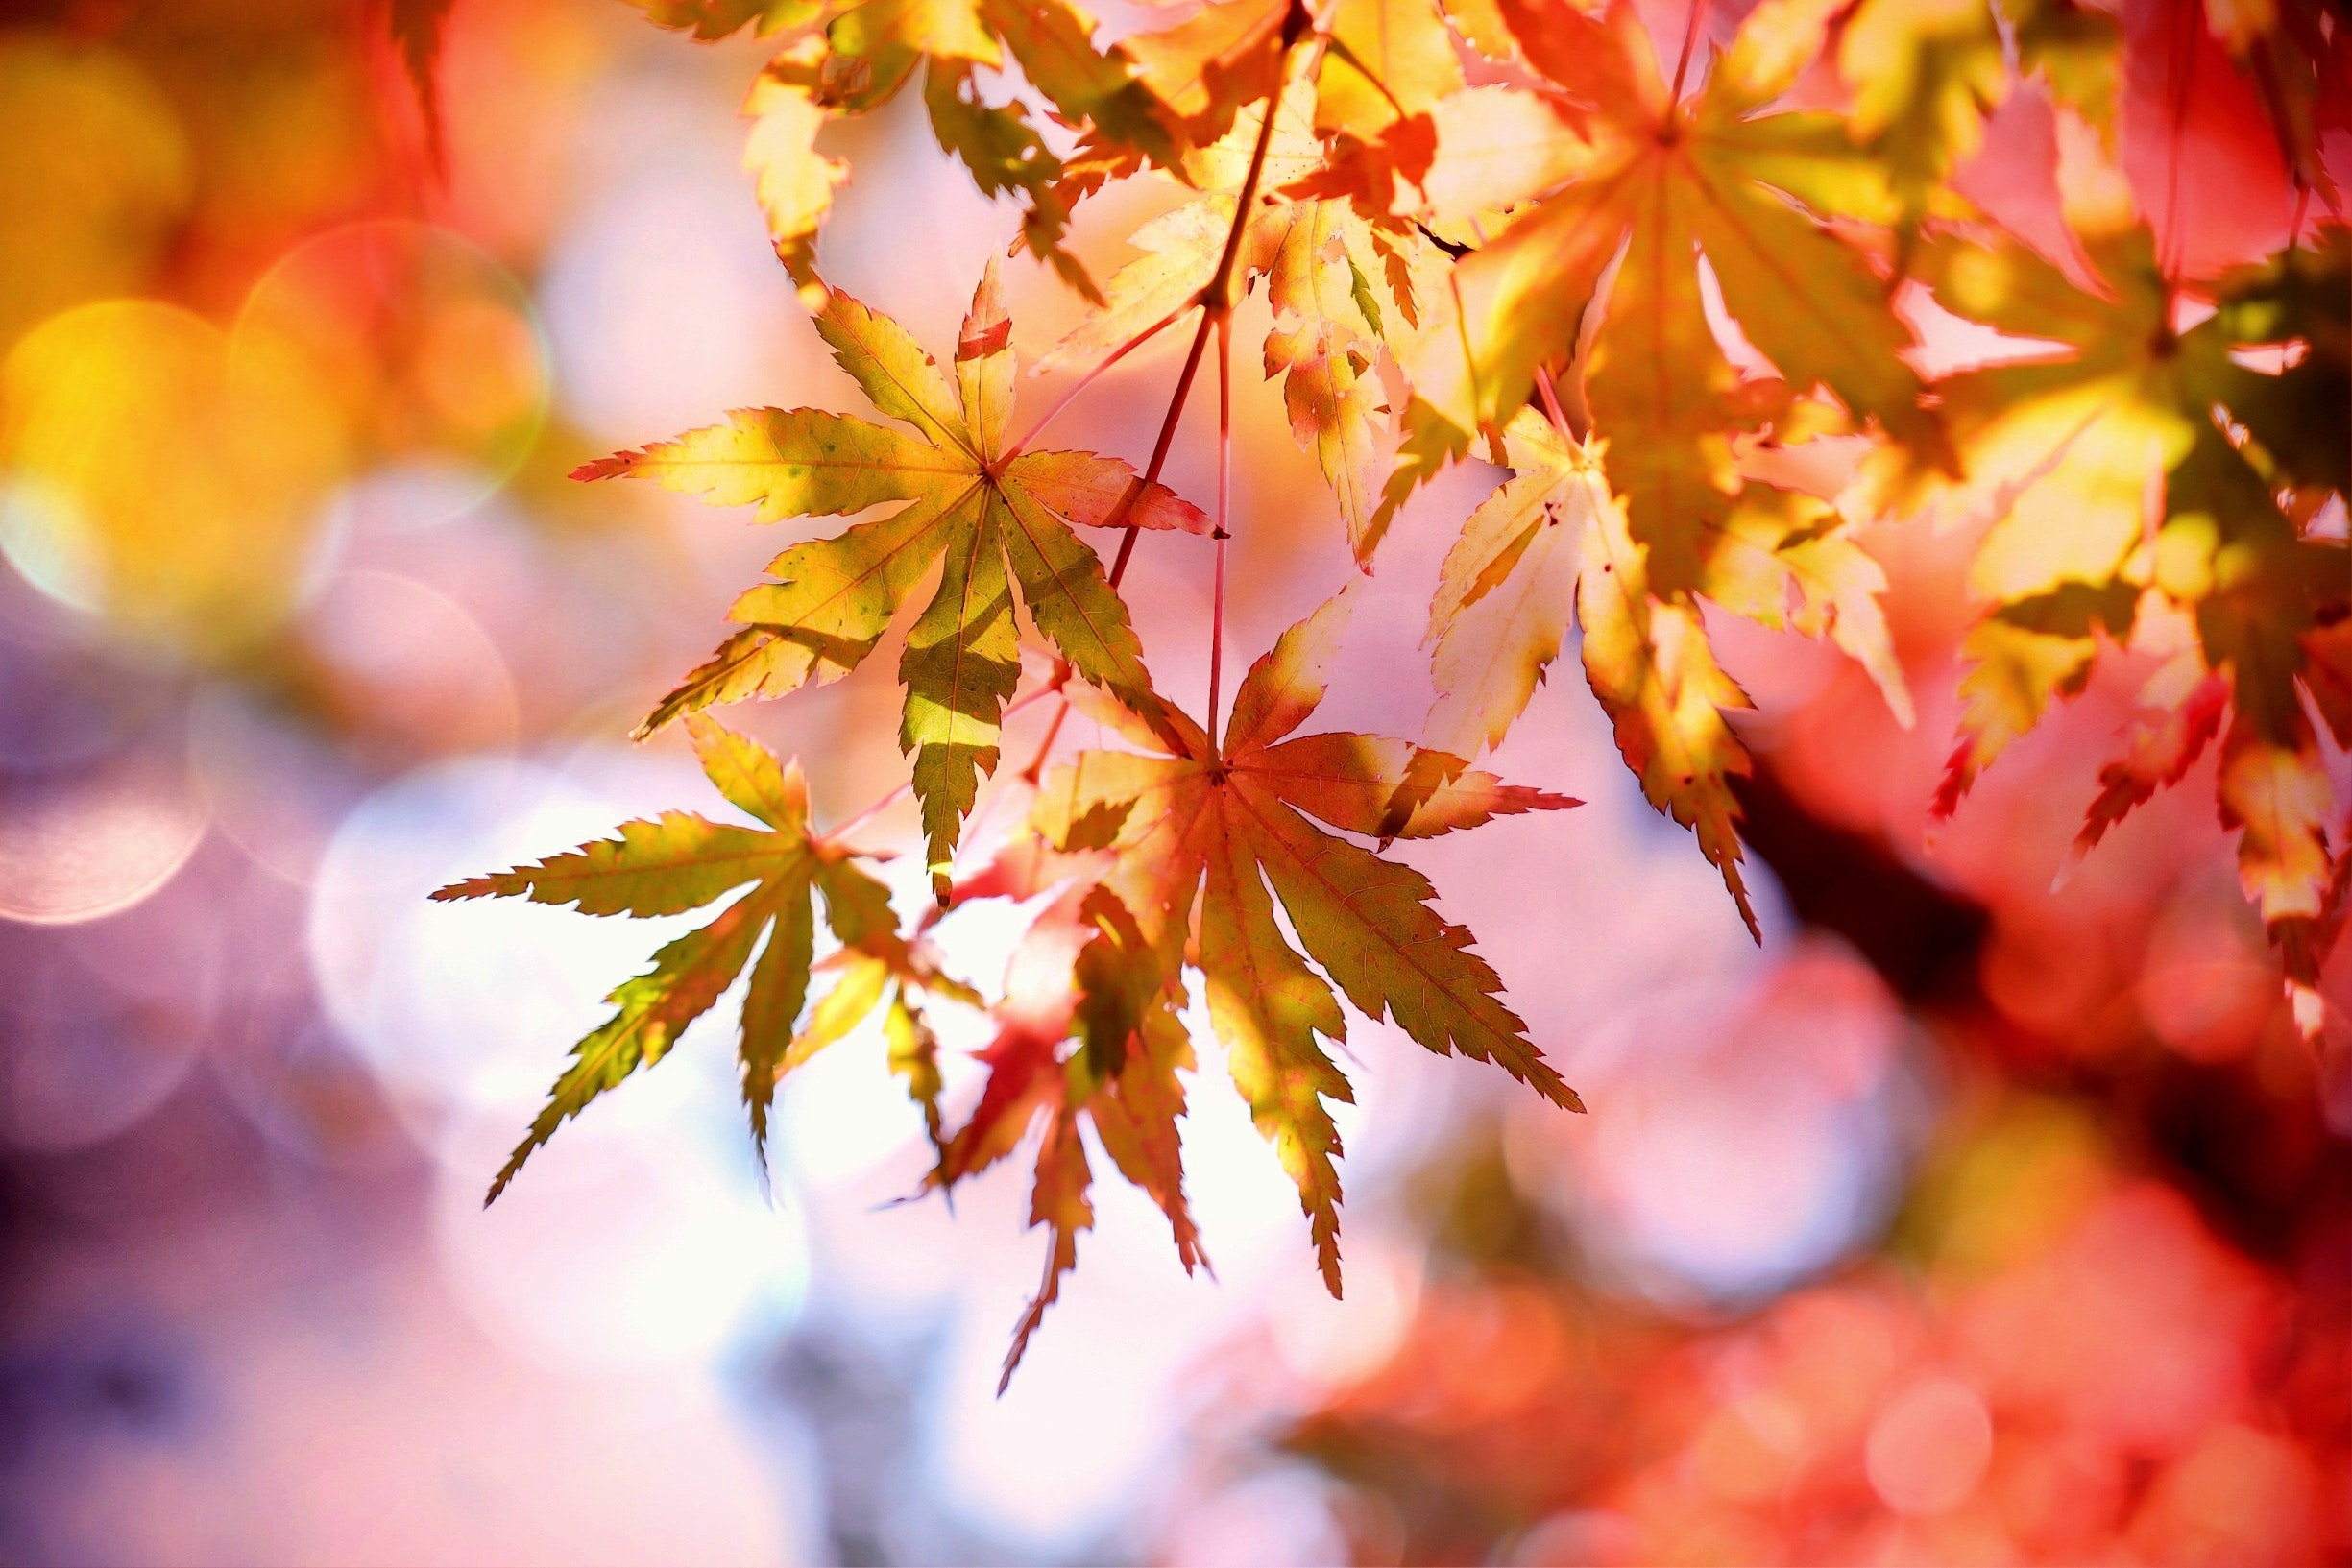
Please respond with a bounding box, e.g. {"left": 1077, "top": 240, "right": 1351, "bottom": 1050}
{"left": 1399, "top": 0, "right": 1952, "bottom": 557}
{"left": 1029, "top": 589, "right": 1581, "bottom": 1293}
{"left": 645, "top": 0, "right": 1172, "bottom": 289}
{"left": 817, "top": 0, "right": 999, "bottom": 111}
{"left": 1903, "top": 225, "right": 2350, "bottom": 1021}
{"left": 1831, "top": 0, "right": 2119, "bottom": 249}
{"left": 978, "top": 0, "right": 1180, "bottom": 171}
{"left": 579, "top": 267, "right": 1209, "bottom": 897}
{"left": 1837, "top": 0, "right": 2005, "bottom": 246}
{"left": 429, "top": 717, "right": 973, "bottom": 1199}
{"left": 631, "top": 0, "right": 818, "bottom": 39}
{"left": 1888, "top": 228, "right": 2338, "bottom": 801}
{"left": 1041, "top": 87, "right": 1448, "bottom": 561}
{"left": 1891, "top": 226, "right": 2188, "bottom": 807}
{"left": 1378, "top": 1, "right": 1929, "bottom": 888}
{"left": 922, "top": 59, "right": 1088, "bottom": 297}
{"left": 913, "top": 0, "right": 1197, "bottom": 301}
{"left": 2000, "top": 0, "right": 2120, "bottom": 133}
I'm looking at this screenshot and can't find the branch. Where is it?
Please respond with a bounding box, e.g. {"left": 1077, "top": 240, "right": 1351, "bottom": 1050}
{"left": 1104, "top": 0, "right": 1317, "bottom": 589}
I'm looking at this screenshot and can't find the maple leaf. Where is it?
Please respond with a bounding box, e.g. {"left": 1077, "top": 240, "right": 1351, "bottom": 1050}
{"left": 646, "top": 0, "right": 1172, "bottom": 295}
{"left": 1403, "top": 0, "right": 1952, "bottom": 538}
{"left": 1421, "top": 410, "right": 1611, "bottom": 767}
{"left": 1836, "top": 0, "right": 2005, "bottom": 247}
{"left": 1388, "top": 0, "right": 1926, "bottom": 928}
{"left": 1030, "top": 590, "right": 1582, "bottom": 1292}
{"left": 924, "top": 60, "right": 1085, "bottom": 295}
{"left": 1831, "top": 0, "right": 2120, "bottom": 256}
{"left": 1573, "top": 444, "right": 1769, "bottom": 941}
{"left": 1890, "top": 228, "right": 2331, "bottom": 801}
{"left": 579, "top": 266, "right": 1209, "bottom": 897}
{"left": 2000, "top": 0, "right": 2121, "bottom": 132}
{"left": 629, "top": 0, "right": 815, "bottom": 39}
{"left": 742, "top": 40, "right": 852, "bottom": 303}
{"left": 2075, "top": 663, "right": 2230, "bottom": 858}
{"left": 1120, "top": 0, "right": 1305, "bottom": 154}
{"left": 1041, "top": 86, "right": 1449, "bottom": 561}
{"left": 920, "top": 0, "right": 1194, "bottom": 299}
{"left": 430, "top": 717, "right": 973, "bottom": 1199}
{"left": 2199, "top": 0, "right": 2352, "bottom": 206}
{"left": 1298, "top": 0, "right": 1463, "bottom": 210}
{"left": 920, "top": 854, "right": 1206, "bottom": 1387}
{"left": 1903, "top": 223, "right": 2350, "bottom": 1021}
{"left": 1116, "top": 0, "right": 1461, "bottom": 203}
{"left": 1410, "top": 404, "right": 1905, "bottom": 936}
{"left": 1373, "top": 0, "right": 1928, "bottom": 926}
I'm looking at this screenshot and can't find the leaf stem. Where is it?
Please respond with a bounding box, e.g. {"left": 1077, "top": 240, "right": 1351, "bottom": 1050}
{"left": 1005, "top": 657, "right": 1075, "bottom": 800}
{"left": 1202, "top": 11, "right": 1305, "bottom": 317}
{"left": 1017, "top": 685, "right": 1075, "bottom": 786}
{"left": 820, "top": 778, "right": 915, "bottom": 849}
{"left": 1003, "top": 303, "right": 1188, "bottom": 461}
{"left": 1207, "top": 311, "right": 1234, "bottom": 747}
{"left": 1669, "top": 0, "right": 1709, "bottom": 107}
{"left": 1108, "top": 312, "right": 1218, "bottom": 587}
{"left": 1103, "top": 2, "right": 1311, "bottom": 589}
{"left": 2158, "top": 0, "right": 2197, "bottom": 280}
{"left": 823, "top": 675, "right": 1066, "bottom": 849}
{"left": 1535, "top": 360, "right": 1572, "bottom": 436}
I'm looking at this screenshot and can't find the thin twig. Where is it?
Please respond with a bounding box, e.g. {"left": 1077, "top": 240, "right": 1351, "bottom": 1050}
{"left": 822, "top": 679, "right": 1065, "bottom": 849}
{"left": 1103, "top": 3, "right": 1311, "bottom": 589}
{"left": 1003, "top": 303, "right": 1188, "bottom": 461}
{"left": 1669, "top": 0, "right": 1709, "bottom": 107}
{"left": 1108, "top": 315, "right": 1217, "bottom": 586}
{"left": 821, "top": 778, "right": 913, "bottom": 848}
{"left": 2159, "top": 0, "right": 2198, "bottom": 280}
{"left": 990, "top": 0, "right": 1316, "bottom": 805}
{"left": 1535, "top": 360, "right": 1572, "bottom": 436}
{"left": 1207, "top": 311, "right": 1234, "bottom": 747}
{"left": 1018, "top": 689, "right": 1074, "bottom": 786}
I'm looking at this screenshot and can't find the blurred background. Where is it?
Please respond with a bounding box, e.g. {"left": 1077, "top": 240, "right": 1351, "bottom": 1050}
{"left": 0, "top": 1, "right": 2345, "bottom": 1563}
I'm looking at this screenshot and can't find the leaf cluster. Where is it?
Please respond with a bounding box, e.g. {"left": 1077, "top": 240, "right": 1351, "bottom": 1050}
{"left": 436, "top": 0, "right": 2352, "bottom": 1377}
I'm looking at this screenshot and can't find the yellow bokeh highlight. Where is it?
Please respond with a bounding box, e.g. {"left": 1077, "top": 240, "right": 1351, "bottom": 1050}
{"left": 0, "top": 39, "right": 194, "bottom": 354}
{"left": 0, "top": 299, "right": 345, "bottom": 655}
{"left": 235, "top": 220, "right": 549, "bottom": 511}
